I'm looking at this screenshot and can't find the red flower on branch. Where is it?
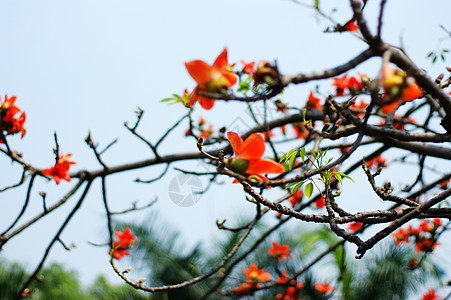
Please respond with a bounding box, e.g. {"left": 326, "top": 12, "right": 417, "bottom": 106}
{"left": 243, "top": 263, "right": 271, "bottom": 282}
{"left": 348, "top": 222, "right": 363, "bottom": 232}
{"left": 0, "top": 94, "right": 26, "bottom": 141}
{"left": 289, "top": 189, "right": 303, "bottom": 207}
{"left": 240, "top": 60, "right": 256, "bottom": 76}
{"left": 268, "top": 242, "right": 292, "bottom": 261}
{"left": 227, "top": 132, "right": 285, "bottom": 181}
{"left": 42, "top": 154, "right": 76, "bottom": 184}
{"left": 232, "top": 282, "right": 260, "bottom": 296}
{"left": 306, "top": 91, "right": 323, "bottom": 110}
{"left": 366, "top": 155, "right": 387, "bottom": 169}
{"left": 110, "top": 227, "right": 137, "bottom": 260}
{"left": 332, "top": 74, "right": 362, "bottom": 96}
{"left": 185, "top": 48, "right": 237, "bottom": 110}
{"left": 380, "top": 64, "right": 423, "bottom": 114}
{"left": 420, "top": 289, "right": 440, "bottom": 300}
{"left": 315, "top": 196, "right": 325, "bottom": 209}
{"left": 314, "top": 282, "right": 335, "bottom": 293}
{"left": 292, "top": 122, "right": 310, "bottom": 140}
{"left": 351, "top": 99, "right": 368, "bottom": 118}
{"left": 438, "top": 179, "right": 449, "bottom": 190}
{"left": 344, "top": 20, "right": 359, "bottom": 32}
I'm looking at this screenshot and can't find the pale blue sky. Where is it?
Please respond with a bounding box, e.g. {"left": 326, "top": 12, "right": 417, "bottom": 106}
{"left": 1, "top": 0, "right": 451, "bottom": 293}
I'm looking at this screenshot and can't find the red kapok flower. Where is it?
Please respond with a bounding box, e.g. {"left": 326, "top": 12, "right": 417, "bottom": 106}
{"left": 240, "top": 60, "right": 256, "bottom": 76}
{"left": 348, "top": 222, "right": 363, "bottom": 232}
{"left": 380, "top": 65, "right": 423, "bottom": 113}
{"left": 185, "top": 48, "right": 237, "bottom": 110}
{"left": 233, "top": 283, "right": 261, "bottom": 296}
{"left": 115, "top": 227, "right": 136, "bottom": 246}
{"left": 110, "top": 241, "right": 130, "bottom": 260}
{"left": 0, "top": 94, "right": 26, "bottom": 140}
{"left": 366, "top": 155, "right": 387, "bottom": 169}
{"left": 392, "top": 227, "right": 409, "bottom": 245}
{"left": 292, "top": 122, "right": 310, "bottom": 140}
{"left": 42, "top": 154, "right": 76, "bottom": 184}
{"left": 276, "top": 271, "right": 289, "bottom": 284}
{"left": 439, "top": 179, "right": 449, "bottom": 190}
{"left": 315, "top": 197, "right": 325, "bottom": 209}
{"left": 314, "top": 282, "right": 335, "bottom": 293}
{"left": 344, "top": 20, "right": 359, "bottom": 32}
{"left": 110, "top": 227, "right": 137, "bottom": 260}
{"left": 268, "top": 242, "right": 292, "bottom": 261}
{"left": 415, "top": 238, "right": 439, "bottom": 253}
{"left": 227, "top": 132, "right": 285, "bottom": 181}
{"left": 306, "top": 91, "right": 323, "bottom": 110}
{"left": 420, "top": 289, "right": 440, "bottom": 300}
{"left": 289, "top": 189, "right": 303, "bottom": 207}
{"left": 332, "top": 74, "right": 363, "bottom": 96}
{"left": 351, "top": 99, "right": 368, "bottom": 118}
{"left": 243, "top": 263, "right": 271, "bottom": 282}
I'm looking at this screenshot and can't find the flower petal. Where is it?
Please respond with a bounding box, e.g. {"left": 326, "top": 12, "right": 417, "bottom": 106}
{"left": 199, "top": 95, "right": 215, "bottom": 110}
{"left": 238, "top": 133, "right": 265, "bottom": 159}
{"left": 185, "top": 60, "right": 213, "bottom": 88}
{"left": 222, "top": 71, "right": 237, "bottom": 86}
{"left": 227, "top": 132, "right": 243, "bottom": 156}
{"left": 402, "top": 83, "right": 422, "bottom": 101}
{"left": 246, "top": 159, "right": 285, "bottom": 174}
{"left": 212, "top": 47, "right": 228, "bottom": 71}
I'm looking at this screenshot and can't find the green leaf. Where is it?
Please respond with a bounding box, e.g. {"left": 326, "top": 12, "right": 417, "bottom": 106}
{"left": 442, "top": 49, "right": 449, "bottom": 53}
{"left": 300, "top": 147, "right": 306, "bottom": 163}
{"left": 441, "top": 54, "right": 445, "bottom": 61}
{"left": 337, "top": 172, "right": 354, "bottom": 182}
{"left": 305, "top": 182, "right": 314, "bottom": 198}
{"left": 335, "top": 172, "right": 343, "bottom": 185}
{"left": 288, "top": 151, "right": 297, "bottom": 171}
{"left": 291, "top": 181, "right": 304, "bottom": 194}
{"left": 286, "top": 182, "right": 298, "bottom": 189}
{"left": 432, "top": 56, "right": 437, "bottom": 63}
{"left": 310, "top": 150, "right": 317, "bottom": 159}
{"left": 427, "top": 51, "right": 435, "bottom": 58}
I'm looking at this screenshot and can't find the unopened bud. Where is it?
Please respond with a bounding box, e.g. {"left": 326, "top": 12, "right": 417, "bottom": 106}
{"left": 435, "top": 73, "right": 444, "bottom": 84}
{"left": 346, "top": 98, "right": 356, "bottom": 109}
{"left": 323, "top": 115, "right": 331, "bottom": 126}
{"left": 197, "top": 136, "right": 204, "bottom": 147}
{"left": 446, "top": 66, "right": 451, "bottom": 73}
{"left": 335, "top": 118, "right": 342, "bottom": 127}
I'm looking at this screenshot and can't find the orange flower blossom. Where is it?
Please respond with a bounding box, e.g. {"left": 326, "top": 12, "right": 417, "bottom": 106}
{"left": 0, "top": 94, "right": 26, "bottom": 140}
{"left": 314, "top": 282, "right": 335, "bottom": 293}
{"left": 243, "top": 263, "right": 271, "bottom": 282}
{"left": 420, "top": 289, "right": 440, "bottom": 300}
{"left": 110, "top": 227, "right": 136, "bottom": 260}
{"left": 344, "top": 20, "right": 359, "bottom": 32}
{"left": 268, "top": 242, "right": 292, "bottom": 261}
{"left": 306, "top": 90, "right": 323, "bottom": 110}
{"left": 288, "top": 189, "right": 303, "bottom": 207}
{"left": 380, "top": 64, "right": 423, "bottom": 113}
{"left": 348, "top": 222, "right": 363, "bottom": 232}
{"left": 332, "top": 73, "right": 362, "bottom": 96}
{"left": 185, "top": 47, "right": 237, "bottom": 110}
{"left": 240, "top": 60, "right": 256, "bottom": 76}
{"left": 42, "top": 153, "right": 76, "bottom": 184}
{"left": 227, "top": 132, "right": 285, "bottom": 181}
